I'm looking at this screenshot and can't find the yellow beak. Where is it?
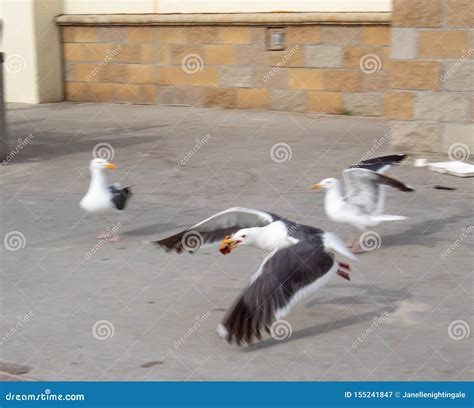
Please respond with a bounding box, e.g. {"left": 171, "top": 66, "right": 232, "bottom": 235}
{"left": 310, "top": 183, "right": 322, "bottom": 190}
{"left": 104, "top": 163, "right": 117, "bottom": 169}
{"left": 219, "top": 236, "right": 241, "bottom": 254}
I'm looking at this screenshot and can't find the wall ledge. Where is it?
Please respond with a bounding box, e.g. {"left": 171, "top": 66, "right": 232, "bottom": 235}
{"left": 55, "top": 12, "right": 391, "bottom": 26}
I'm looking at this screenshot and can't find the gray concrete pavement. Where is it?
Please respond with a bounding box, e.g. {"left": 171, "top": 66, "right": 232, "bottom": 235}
{"left": 1, "top": 102, "right": 473, "bottom": 380}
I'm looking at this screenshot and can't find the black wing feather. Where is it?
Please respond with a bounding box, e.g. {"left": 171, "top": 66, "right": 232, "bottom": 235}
{"left": 109, "top": 185, "right": 132, "bottom": 210}
{"left": 350, "top": 154, "right": 407, "bottom": 172}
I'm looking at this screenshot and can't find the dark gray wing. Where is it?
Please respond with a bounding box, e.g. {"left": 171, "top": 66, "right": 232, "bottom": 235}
{"left": 350, "top": 154, "right": 407, "bottom": 174}
{"left": 154, "top": 207, "right": 279, "bottom": 253}
{"left": 220, "top": 238, "right": 334, "bottom": 345}
{"left": 342, "top": 168, "right": 414, "bottom": 213}
{"left": 109, "top": 185, "right": 132, "bottom": 210}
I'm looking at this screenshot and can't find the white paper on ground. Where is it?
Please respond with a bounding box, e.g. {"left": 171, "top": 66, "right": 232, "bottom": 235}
{"left": 428, "top": 161, "right": 474, "bottom": 177}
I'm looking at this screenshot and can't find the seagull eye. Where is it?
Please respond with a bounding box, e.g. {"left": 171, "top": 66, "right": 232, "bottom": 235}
{"left": 241, "top": 235, "right": 246, "bottom": 238}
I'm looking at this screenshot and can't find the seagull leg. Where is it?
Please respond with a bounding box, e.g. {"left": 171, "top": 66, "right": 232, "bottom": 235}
{"left": 337, "top": 261, "right": 351, "bottom": 281}
{"left": 97, "top": 215, "right": 108, "bottom": 240}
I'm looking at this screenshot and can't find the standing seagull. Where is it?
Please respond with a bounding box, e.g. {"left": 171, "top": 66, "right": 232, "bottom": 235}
{"left": 310, "top": 154, "right": 414, "bottom": 252}
{"left": 80, "top": 158, "right": 132, "bottom": 241}
{"left": 154, "top": 207, "right": 356, "bottom": 345}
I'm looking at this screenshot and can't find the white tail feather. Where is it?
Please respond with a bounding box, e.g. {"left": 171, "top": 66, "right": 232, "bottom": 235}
{"left": 371, "top": 214, "right": 407, "bottom": 222}
{"left": 323, "top": 232, "right": 357, "bottom": 261}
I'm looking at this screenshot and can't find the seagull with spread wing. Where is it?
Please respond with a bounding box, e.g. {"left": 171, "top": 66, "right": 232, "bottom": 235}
{"left": 310, "top": 154, "right": 414, "bottom": 252}
{"left": 154, "top": 207, "right": 356, "bottom": 345}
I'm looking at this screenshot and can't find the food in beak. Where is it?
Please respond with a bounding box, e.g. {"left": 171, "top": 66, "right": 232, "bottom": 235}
{"left": 219, "top": 235, "right": 241, "bottom": 255}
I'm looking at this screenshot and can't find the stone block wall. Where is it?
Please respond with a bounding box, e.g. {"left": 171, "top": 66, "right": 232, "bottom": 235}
{"left": 60, "top": 21, "right": 390, "bottom": 116}
{"left": 389, "top": 0, "right": 474, "bottom": 155}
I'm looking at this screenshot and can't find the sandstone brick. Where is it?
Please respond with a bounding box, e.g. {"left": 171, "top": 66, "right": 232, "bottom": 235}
{"left": 159, "top": 67, "right": 187, "bottom": 86}
{"left": 383, "top": 92, "right": 413, "bottom": 120}
{"left": 442, "top": 61, "right": 474, "bottom": 91}
{"left": 112, "top": 44, "right": 142, "bottom": 63}
{"left": 308, "top": 91, "right": 342, "bottom": 113}
{"left": 287, "top": 26, "right": 321, "bottom": 44}
{"left": 445, "top": 0, "right": 474, "bottom": 27}
{"left": 63, "top": 61, "right": 75, "bottom": 82}
{"left": 362, "top": 26, "right": 390, "bottom": 45}
{"left": 237, "top": 88, "right": 269, "bottom": 109}
{"left": 289, "top": 68, "right": 323, "bottom": 90}
{"left": 217, "top": 27, "right": 253, "bottom": 44}
{"left": 187, "top": 27, "right": 218, "bottom": 44}
{"left": 99, "top": 64, "right": 129, "bottom": 83}
{"left": 362, "top": 71, "right": 389, "bottom": 91}
{"left": 204, "top": 45, "right": 235, "bottom": 65}
{"left": 321, "top": 26, "right": 361, "bottom": 45}
{"left": 344, "top": 47, "right": 385, "bottom": 70}
{"left": 62, "top": 26, "right": 97, "bottom": 43}
{"left": 391, "top": 61, "right": 440, "bottom": 90}
{"left": 96, "top": 27, "right": 127, "bottom": 43}
{"left": 74, "top": 63, "right": 100, "bottom": 82}
{"left": 343, "top": 92, "right": 383, "bottom": 116}
{"left": 63, "top": 43, "right": 86, "bottom": 62}
{"left": 187, "top": 67, "right": 219, "bottom": 87}
{"left": 202, "top": 88, "right": 236, "bottom": 108}
{"left": 390, "top": 121, "right": 441, "bottom": 152}
{"left": 65, "top": 82, "right": 90, "bottom": 101}
{"left": 419, "top": 30, "right": 470, "bottom": 59}
{"left": 219, "top": 66, "right": 253, "bottom": 88}
{"left": 269, "top": 89, "right": 306, "bottom": 112}
{"left": 127, "top": 65, "right": 159, "bottom": 84}
{"left": 82, "top": 43, "right": 122, "bottom": 62}
{"left": 115, "top": 84, "right": 157, "bottom": 104}
{"left": 442, "top": 123, "right": 474, "bottom": 154}
{"left": 170, "top": 45, "right": 204, "bottom": 65}
{"left": 305, "top": 45, "right": 343, "bottom": 68}
{"left": 254, "top": 67, "right": 289, "bottom": 89}
{"left": 156, "top": 86, "right": 204, "bottom": 106}
{"left": 413, "top": 92, "right": 470, "bottom": 121}
{"left": 390, "top": 28, "right": 417, "bottom": 59}
{"left": 234, "top": 45, "right": 266, "bottom": 66}
{"left": 159, "top": 27, "right": 187, "bottom": 44}
{"left": 392, "top": 0, "right": 441, "bottom": 28}
{"left": 126, "top": 27, "right": 159, "bottom": 43}
{"left": 141, "top": 44, "right": 170, "bottom": 65}
{"left": 323, "top": 71, "right": 361, "bottom": 91}
{"left": 267, "top": 46, "right": 305, "bottom": 67}
{"left": 87, "top": 82, "right": 120, "bottom": 102}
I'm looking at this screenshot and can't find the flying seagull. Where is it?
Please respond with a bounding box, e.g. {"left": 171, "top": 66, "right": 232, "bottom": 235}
{"left": 310, "top": 154, "right": 414, "bottom": 252}
{"left": 154, "top": 207, "right": 356, "bottom": 345}
{"left": 80, "top": 158, "right": 132, "bottom": 241}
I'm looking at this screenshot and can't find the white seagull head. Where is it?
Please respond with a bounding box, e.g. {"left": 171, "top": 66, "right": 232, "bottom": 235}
{"left": 219, "top": 228, "right": 259, "bottom": 255}
{"left": 310, "top": 177, "right": 339, "bottom": 190}
{"left": 90, "top": 158, "right": 117, "bottom": 171}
